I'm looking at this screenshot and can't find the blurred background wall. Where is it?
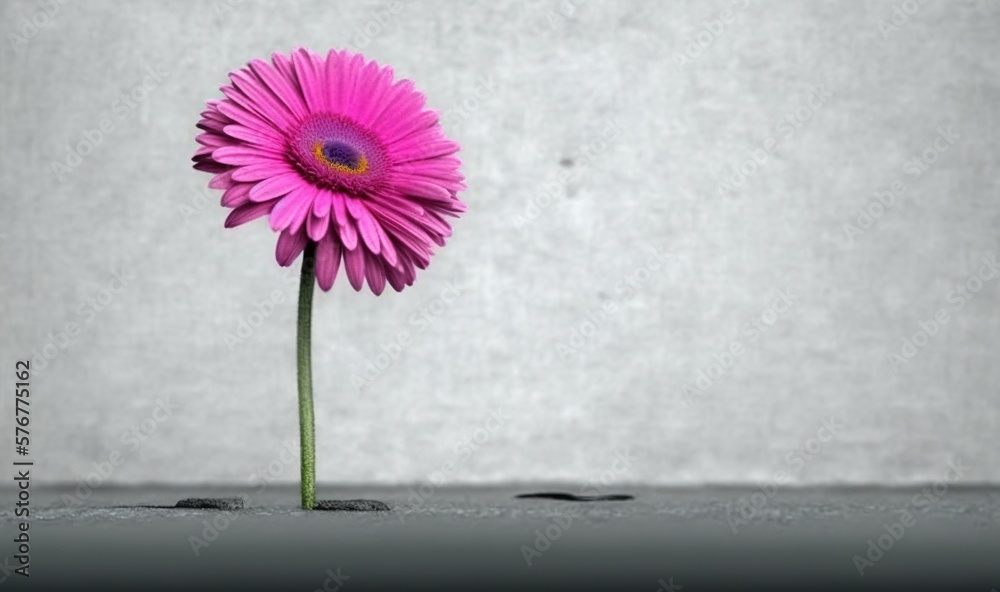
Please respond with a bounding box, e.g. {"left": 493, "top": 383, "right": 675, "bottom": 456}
{"left": 1, "top": 0, "right": 998, "bottom": 487}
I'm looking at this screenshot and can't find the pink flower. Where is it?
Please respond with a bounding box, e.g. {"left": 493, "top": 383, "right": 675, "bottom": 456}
{"left": 193, "top": 49, "right": 466, "bottom": 293}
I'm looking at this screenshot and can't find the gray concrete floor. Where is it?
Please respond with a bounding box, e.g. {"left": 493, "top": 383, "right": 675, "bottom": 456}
{"left": 2, "top": 485, "right": 998, "bottom": 590}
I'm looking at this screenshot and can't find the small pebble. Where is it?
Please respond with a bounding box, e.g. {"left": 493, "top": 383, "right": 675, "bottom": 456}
{"left": 175, "top": 497, "right": 245, "bottom": 511}
{"left": 314, "top": 499, "right": 391, "bottom": 512}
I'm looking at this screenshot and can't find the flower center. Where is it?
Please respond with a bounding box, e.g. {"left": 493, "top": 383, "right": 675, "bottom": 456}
{"left": 287, "top": 113, "right": 388, "bottom": 193}
{"left": 313, "top": 140, "right": 368, "bottom": 175}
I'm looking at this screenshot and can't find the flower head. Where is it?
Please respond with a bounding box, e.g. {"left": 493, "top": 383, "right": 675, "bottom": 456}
{"left": 193, "top": 49, "right": 466, "bottom": 293}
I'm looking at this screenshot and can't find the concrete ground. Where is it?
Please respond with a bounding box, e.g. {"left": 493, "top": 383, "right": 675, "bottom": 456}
{"left": 1, "top": 485, "right": 998, "bottom": 590}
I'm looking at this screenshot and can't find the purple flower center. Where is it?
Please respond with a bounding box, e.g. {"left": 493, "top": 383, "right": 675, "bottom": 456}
{"left": 321, "top": 141, "right": 363, "bottom": 169}
{"left": 288, "top": 113, "right": 389, "bottom": 193}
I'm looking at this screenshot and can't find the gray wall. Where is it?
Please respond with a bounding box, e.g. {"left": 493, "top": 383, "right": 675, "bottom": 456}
{"left": 1, "top": 0, "right": 998, "bottom": 487}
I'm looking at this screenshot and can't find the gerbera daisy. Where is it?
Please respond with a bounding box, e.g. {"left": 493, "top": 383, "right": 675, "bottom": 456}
{"left": 192, "top": 49, "right": 466, "bottom": 510}
{"left": 193, "top": 48, "right": 466, "bottom": 294}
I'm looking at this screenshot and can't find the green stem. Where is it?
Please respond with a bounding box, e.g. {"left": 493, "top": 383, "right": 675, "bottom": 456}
{"left": 297, "top": 242, "right": 317, "bottom": 509}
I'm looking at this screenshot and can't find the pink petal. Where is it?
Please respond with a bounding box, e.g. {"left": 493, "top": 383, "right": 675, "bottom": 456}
{"left": 223, "top": 124, "right": 284, "bottom": 147}
{"left": 313, "top": 189, "right": 332, "bottom": 217}
{"left": 287, "top": 187, "right": 319, "bottom": 235}
{"left": 196, "top": 120, "right": 227, "bottom": 134}
{"left": 330, "top": 193, "right": 358, "bottom": 250}
{"left": 249, "top": 173, "right": 305, "bottom": 202}
{"left": 232, "top": 162, "right": 295, "bottom": 183}
{"left": 275, "top": 230, "right": 308, "bottom": 267}
{"left": 196, "top": 132, "right": 231, "bottom": 147}
{"left": 353, "top": 64, "right": 395, "bottom": 124}
{"left": 372, "top": 79, "right": 426, "bottom": 128}
{"left": 213, "top": 146, "right": 283, "bottom": 166}
{"left": 292, "top": 48, "right": 327, "bottom": 113}
{"left": 390, "top": 139, "right": 461, "bottom": 164}
{"left": 352, "top": 60, "right": 381, "bottom": 115}
{"left": 209, "top": 170, "right": 235, "bottom": 190}
{"left": 194, "top": 160, "right": 229, "bottom": 174}
{"left": 393, "top": 170, "right": 466, "bottom": 193}
{"left": 229, "top": 70, "right": 297, "bottom": 130}
{"left": 385, "top": 264, "right": 407, "bottom": 292}
{"left": 225, "top": 201, "right": 275, "bottom": 228}
{"left": 315, "top": 234, "right": 342, "bottom": 292}
{"left": 269, "top": 186, "right": 315, "bottom": 232}
{"left": 220, "top": 85, "right": 284, "bottom": 128}
{"left": 248, "top": 58, "right": 308, "bottom": 120}
{"left": 370, "top": 189, "right": 425, "bottom": 217}
{"left": 337, "top": 216, "right": 359, "bottom": 251}
{"left": 393, "top": 158, "right": 463, "bottom": 176}
{"left": 216, "top": 99, "right": 284, "bottom": 137}
{"left": 307, "top": 210, "right": 330, "bottom": 242}
{"left": 337, "top": 53, "right": 366, "bottom": 118}
{"left": 389, "top": 125, "right": 445, "bottom": 151}
{"left": 370, "top": 79, "right": 418, "bottom": 128}
{"left": 417, "top": 211, "right": 453, "bottom": 238}
{"left": 364, "top": 250, "right": 387, "bottom": 295}
{"left": 380, "top": 109, "right": 438, "bottom": 145}
{"left": 345, "top": 195, "right": 365, "bottom": 219}
{"left": 325, "top": 50, "right": 348, "bottom": 112}
{"left": 221, "top": 183, "right": 253, "bottom": 208}
{"left": 331, "top": 192, "right": 349, "bottom": 227}
{"left": 394, "top": 250, "right": 418, "bottom": 285}
{"left": 271, "top": 51, "right": 295, "bottom": 80}
{"left": 343, "top": 246, "right": 366, "bottom": 291}
{"left": 396, "top": 178, "right": 452, "bottom": 201}
{"left": 374, "top": 221, "right": 398, "bottom": 268}
{"left": 346, "top": 198, "right": 381, "bottom": 254}
{"left": 200, "top": 104, "right": 231, "bottom": 120}
{"left": 366, "top": 202, "right": 436, "bottom": 254}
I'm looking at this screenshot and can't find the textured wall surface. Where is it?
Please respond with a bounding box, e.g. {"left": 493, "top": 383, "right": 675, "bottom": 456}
{"left": 0, "top": 0, "right": 997, "bottom": 486}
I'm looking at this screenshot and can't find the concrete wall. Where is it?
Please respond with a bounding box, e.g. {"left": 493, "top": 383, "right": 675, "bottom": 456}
{"left": 1, "top": 0, "right": 997, "bottom": 486}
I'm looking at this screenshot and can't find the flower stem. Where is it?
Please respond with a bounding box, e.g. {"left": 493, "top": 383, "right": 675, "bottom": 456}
{"left": 297, "top": 242, "right": 317, "bottom": 509}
